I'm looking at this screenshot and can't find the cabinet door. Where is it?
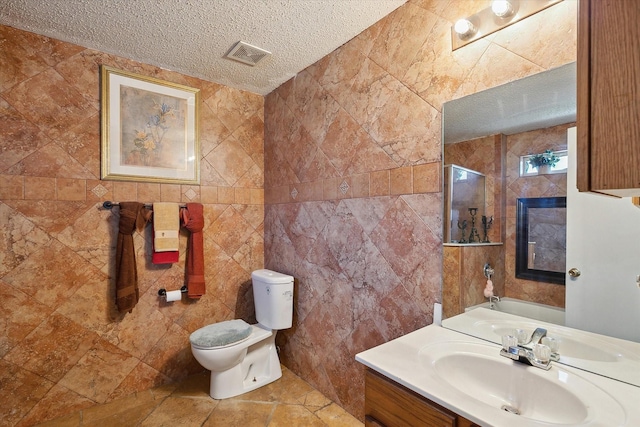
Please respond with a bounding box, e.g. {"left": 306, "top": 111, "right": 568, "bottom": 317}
{"left": 365, "top": 369, "right": 456, "bottom": 427}
{"left": 577, "top": 0, "right": 640, "bottom": 196}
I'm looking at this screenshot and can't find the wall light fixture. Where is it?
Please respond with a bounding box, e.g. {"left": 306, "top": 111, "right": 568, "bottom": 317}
{"left": 452, "top": 0, "right": 564, "bottom": 51}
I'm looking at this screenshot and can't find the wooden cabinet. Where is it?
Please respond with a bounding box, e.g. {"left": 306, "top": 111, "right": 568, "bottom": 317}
{"left": 577, "top": 0, "right": 640, "bottom": 196}
{"left": 364, "top": 368, "right": 480, "bottom": 427}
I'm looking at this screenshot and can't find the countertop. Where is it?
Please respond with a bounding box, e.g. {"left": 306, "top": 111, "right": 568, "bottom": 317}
{"left": 356, "top": 324, "right": 640, "bottom": 427}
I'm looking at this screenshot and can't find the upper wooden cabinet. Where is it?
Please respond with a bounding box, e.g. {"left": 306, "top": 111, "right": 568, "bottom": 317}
{"left": 577, "top": 0, "right": 640, "bottom": 196}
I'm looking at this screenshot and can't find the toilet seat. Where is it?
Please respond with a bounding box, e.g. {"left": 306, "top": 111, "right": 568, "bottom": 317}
{"left": 190, "top": 319, "right": 253, "bottom": 349}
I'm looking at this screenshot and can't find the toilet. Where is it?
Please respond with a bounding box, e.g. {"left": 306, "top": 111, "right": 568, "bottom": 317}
{"left": 190, "top": 269, "right": 294, "bottom": 399}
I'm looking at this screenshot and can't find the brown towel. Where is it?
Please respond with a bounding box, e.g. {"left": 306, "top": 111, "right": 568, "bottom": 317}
{"left": 181, "top": 203, "right": 205, "bottom": 298}
{"left": 116, "top": 202, "right": 151, "bottom": 313}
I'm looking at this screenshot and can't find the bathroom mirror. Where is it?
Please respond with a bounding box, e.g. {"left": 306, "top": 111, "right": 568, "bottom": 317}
{"left": 515, "top": 197, "right": 566, "bottom": 285}
{"left": 440, "top": 62, "right": 640, "bottom": 387}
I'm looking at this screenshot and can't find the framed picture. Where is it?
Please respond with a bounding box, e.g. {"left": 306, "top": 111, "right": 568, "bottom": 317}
{"left": 101, "top": 66, "right": 200, "bottom": 184}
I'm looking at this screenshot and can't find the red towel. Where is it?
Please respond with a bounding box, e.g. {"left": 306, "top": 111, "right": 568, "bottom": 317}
{"left": 151, "top": 223, "right": 179, "bottom": 264}
{"left": 181, "top": 203, "right": 205, "bottom": 298}
{"left": 116, "top": 202, "right": 151, "bottom": 313}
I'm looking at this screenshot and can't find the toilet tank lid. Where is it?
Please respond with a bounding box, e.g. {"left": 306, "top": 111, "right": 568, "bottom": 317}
{"left": 190, "top": 319, "right": 252, "bottom": 348}
{"left": 252, "top": 269, "right": 293, "bottom": 284}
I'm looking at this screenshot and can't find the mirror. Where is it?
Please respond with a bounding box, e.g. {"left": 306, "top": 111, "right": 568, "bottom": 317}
{"left": 440, "top": 62, "right": 640, "bottom": 388}
{"left": 515, "top": 196, "right": 566, "bottom": 285}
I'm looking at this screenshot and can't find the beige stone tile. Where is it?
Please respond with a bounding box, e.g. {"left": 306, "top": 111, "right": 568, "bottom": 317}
{"left": 181, "top": 185, "right": 201, "bottom": 203}
{"left": 0, "top": 97, "right": 50, "bottom": 172}
{"left": 336, "top": 177, "right": 352, "bottom": 200}
{"left": 301, "top": 390, "right": 332, "bottom": 412}
{"left": 57, "top": 339, "right": 139, "bottom": 403}
{"left": 369, "top": 2, "right": 438, "bottom": 82}
{"left": 18, "top": 383, "right": 95, "bottom": 427}
{"left": 0, "top": 360, "right": 54, "bottom": 426}
{"left": 456, "top": 43, "right": 545, "bottom": 100}
{"left": 390, "top": 166, "right": 412, "bottom": 195}
{"left": 137, "top": 183, "right": 161, "bottom": 202}
{"left": 0, "top": 203, "right": 52, "bottom": 277}
{"left": 160, "top": 183, "right": 181, "bottom": 202}
{"left": 237, "top": 368, "right": 316, "bottom": 405}
{"left": 82, "top": 401, "right": 158, "bottom": 427}
{"left": 139, "top": 396, "right": 216, "bottom": 427}
{"left": 25, "top": 176, "right": 56, "bottom": 200}
{"left": 203, "top": 400, "right": 274, "bottom": 427}
{"left": 206, "top": 136, "right": 255, "bottom": 186}
{"left": 33, "top": 412, "right": 81, "bottom": 427}
{"left": 250, "top": 188, "right": 264, "bottom": 205}
{"left": 267, "top": 404, "right": 325, "bottom": 427}
{"left": 201, "top": 185, "right": 218, "bottom": 204}
{"left": 81, "top": 390, "right": 156, "bottom": 424}
{"left": 0, "top": 174, "right": 24, "bottom": 199}
{"left": 112, "top": 181, "right": 137, "bottom": 202}
{"left": 108, "top": 363, "right": 172, "bottom": 402}
{"left": 413, "top": 162, "right": 441, "bottom": 194}
{"left": 3, "top": 68, "right": 97, "bottom": 141}
{"left": 323, "top": 177, "right": 339, "bottom": 200}
{"left": 315, "top": 402, "right": 364, "bottom": 426}
{"left": 56, "top": 178, "right": 86, "bottom": 201}
{"left": 218, "top": 186, "right": 235, "bottom": 204}
{"left": 350, "top": 173, "right": 370, "bottom": 199}
{"left": 0, "top": 281, "right": 53, "bottom": 358}
{"left": 491, "top": 0, "right": 577, "bottom": 70}
{"left": 170, "top": 371, "right": 212, "bottom": 400}
{"left": 235, "top": 187, "right": 252, "bottom": 204}
{"left": 370, "top": 170, "right": 389, "bottom": 197}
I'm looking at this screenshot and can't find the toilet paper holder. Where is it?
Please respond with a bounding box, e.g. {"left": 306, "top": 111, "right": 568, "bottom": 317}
{"left": 158, "top": 286, "right": 188, "bottom": 298}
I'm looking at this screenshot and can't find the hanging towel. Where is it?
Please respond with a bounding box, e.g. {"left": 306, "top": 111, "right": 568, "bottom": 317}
{"left": 153, "top": 202, "right": 180, "bottom": 252}
{"left": 151, "top": 222, "right": 180, "bottom": 264}
{"left": 181, "top": 203, "right": 205, "bottom": 298}
{"left": 116, "top": 202, "right": 151, "bottom": 313}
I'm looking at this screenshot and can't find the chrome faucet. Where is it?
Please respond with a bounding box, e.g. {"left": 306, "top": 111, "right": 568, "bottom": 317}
{"left": 500, "top": 327, "right": 559, "bottom": 370}
{"left": 488, "top": 295, "right": 500, "bottom": 309}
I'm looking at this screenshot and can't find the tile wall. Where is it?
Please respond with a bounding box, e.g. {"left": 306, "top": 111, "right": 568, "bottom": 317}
{"left": 263, "top": 0, "right": 577, "bottom": 417}
{"left": 0, "top": 25, "right": 264, "bottom": 426}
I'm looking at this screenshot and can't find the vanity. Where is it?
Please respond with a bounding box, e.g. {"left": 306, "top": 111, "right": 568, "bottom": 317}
{"left": 356, "top": 314, "right": 640, "bottom": 427}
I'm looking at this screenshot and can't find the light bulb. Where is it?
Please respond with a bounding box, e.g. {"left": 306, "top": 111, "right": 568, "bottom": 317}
{"left": 492, "top": 0, "right": 514, "bottom": 18}
{"left": 454, "top": 19, "right": 476, "bottom": 37}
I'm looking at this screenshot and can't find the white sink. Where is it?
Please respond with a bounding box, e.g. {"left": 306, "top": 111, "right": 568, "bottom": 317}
{"left": 419, "top": 341, "right": 626, "bottom": 425}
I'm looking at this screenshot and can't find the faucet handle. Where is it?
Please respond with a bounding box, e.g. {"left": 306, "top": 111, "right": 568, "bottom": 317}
{"left": 533, "top": 344, "right": 552, "bottom": 364}
{"left": 541, "top": 336, "right": 559, "bottom": 353}
{"left": 501, "top": 334, "right": 517, "bottom": 351}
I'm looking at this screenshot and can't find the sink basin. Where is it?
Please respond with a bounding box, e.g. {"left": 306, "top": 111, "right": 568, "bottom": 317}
{"left": 419, "top": 341, "right": 626, "bottom": 425}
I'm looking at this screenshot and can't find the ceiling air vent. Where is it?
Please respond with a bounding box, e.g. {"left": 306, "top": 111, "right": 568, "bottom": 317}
{"left": 225, "top": 41, "right": 271, "bottom": 66}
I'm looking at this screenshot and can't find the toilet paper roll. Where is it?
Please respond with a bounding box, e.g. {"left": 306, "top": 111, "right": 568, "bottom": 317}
{"left": 165, "top": 290, "right": 182, "bottom": 302}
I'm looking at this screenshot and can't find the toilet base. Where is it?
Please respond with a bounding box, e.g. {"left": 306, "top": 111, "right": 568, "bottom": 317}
{"left": 209, "top": 330, "right": 282, "bottom": 399}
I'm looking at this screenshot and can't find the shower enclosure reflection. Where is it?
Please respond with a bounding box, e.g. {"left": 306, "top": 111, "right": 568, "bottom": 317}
{"left": 444, "top": 165, "right": 487, "bottom": 243}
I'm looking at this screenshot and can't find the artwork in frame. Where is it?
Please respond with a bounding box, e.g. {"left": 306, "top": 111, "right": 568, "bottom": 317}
{"left": 101, "top": 66, "right": 200, "bottom": 184}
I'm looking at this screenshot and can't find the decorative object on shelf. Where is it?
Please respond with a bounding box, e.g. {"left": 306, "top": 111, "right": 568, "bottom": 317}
{"left": 101, "top": 66, "right": 200, "bottom": 184}
{"left": 527, "top": 149, "right": 560, "bottom": 174}
{"left": 457, "top": 219, "right": 468, "bottom": 243}
{"left": 482, "top": 215, "right": 494, "bottom": 243}
{"left": 467, "top": 207, "right": 481, "bottom": 243}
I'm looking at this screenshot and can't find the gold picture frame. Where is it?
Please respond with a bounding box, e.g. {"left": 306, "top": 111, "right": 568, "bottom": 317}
{"left": 101, "top": 66, "right": 200, "bottom": 184}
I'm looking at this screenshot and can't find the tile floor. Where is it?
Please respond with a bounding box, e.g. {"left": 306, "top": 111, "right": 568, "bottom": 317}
{"left": 33, "top": 366, "right": 363, "bottom": 427}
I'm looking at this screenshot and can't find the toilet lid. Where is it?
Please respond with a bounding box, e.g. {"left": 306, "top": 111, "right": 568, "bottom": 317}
{"left": 190, "top": 319, "right": 253, "bottom": 348}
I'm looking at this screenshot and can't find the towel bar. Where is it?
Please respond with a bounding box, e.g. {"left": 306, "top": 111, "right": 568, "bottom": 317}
{"left": 102, "top": 201, "right": 188, "bottom": 210}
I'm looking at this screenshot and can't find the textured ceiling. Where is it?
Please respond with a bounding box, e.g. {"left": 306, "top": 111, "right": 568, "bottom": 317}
{"left": 0, "top": 0, "right": 406, "bottom": 95}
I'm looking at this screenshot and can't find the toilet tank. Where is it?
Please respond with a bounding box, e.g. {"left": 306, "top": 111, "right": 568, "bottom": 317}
{"left": 251, "top": 269, "right": 294, "bottom": 330}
